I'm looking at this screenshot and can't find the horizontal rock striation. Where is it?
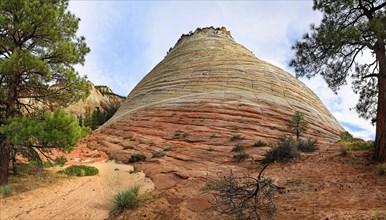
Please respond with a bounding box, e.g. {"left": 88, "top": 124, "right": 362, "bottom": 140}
{"left": 91, "top": 27, "right": 344, "bottom": 214}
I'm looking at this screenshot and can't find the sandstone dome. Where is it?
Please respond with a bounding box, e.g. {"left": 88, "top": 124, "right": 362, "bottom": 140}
{"left": 101, "top": 27, "right": 343, "bottom": 146}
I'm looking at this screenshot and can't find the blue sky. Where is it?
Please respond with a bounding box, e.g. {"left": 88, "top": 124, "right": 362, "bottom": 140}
{"left": 68, "top": 1, "right": 375, "bottom": 140}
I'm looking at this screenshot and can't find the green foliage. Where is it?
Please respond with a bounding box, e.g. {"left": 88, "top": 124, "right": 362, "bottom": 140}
{"left": 263, "top": 137, "right": 300, "bottom": 164}
{"left": 182, "top": 132, "right": 190, "bottom": 138}
{"left": 377, "top": 163, "right": 386, "bottom": 176}
{"left": 231, "top": 144, "right": 245, "bottom": 152}
{"left": 55, "top": 156, "right": 67, "bottom": 167}
{"left": 123, "top": 145, "right": 134, "bottom": 150}
{"left": 287, "top": 111, "right": 307, "bottom": 140}
{"left": 296, "top": 138, "right": 318, "bottom": 152}
{"left": 114, "top": 186, "right": 140, "bottom": 212}
{"left": 233, "top": 153, "right": 250, "bottom": 162}
{"left": 340, "top": 138, "right": 374, "bottom": 151}
{"left": 0, "top": 110, "right": 90, "bottom": 153}
{"left": 230, "top": 134, "right": 244, "bottom": 141}
{"left": 374, "top": 210, "right": 385, "bottom": 219}
{"left": 130, "top": 165, "right": 141, "bottom": 174}
{"left": 60, "top": 165, "right": 99, "bottom": 177}
{"left": 340, "top": 131, "right": 354, "bottom": 141}
{"left": 152, "top": 151, "right": 166, "bottom": 158}
{"left": 82, "top": 106, "right": 118, "bottom": 130}
{"left": 253, "top": 140, "right": 267, "bottom": 147}
{"left": 128, "top": 154, "right": 146, "bottom": 163}
{"left": 0, "top": 184, "right": 13, "bottom": 197}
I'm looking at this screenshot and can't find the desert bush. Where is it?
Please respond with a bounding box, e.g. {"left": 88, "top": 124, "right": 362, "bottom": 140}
{"left": 163, "top": 147, "right": 174, "bottom": 151}
{"left": 55, "top": 156, "right": 67, "bottom": 167}
{"left": 123, "top": 145, "right": 134, "bottom": 150}
{"left": 263, "top": 137, "right": 300, "bottom": 164}
{"left": 60, "top": 165, "right": 99, "bottom": 176}
{"left": 340, "top": 131, "right": 354, "bottom": 141}
{"left": 0, "top": 185, "right": 13, "bottom": 197}
{"left": 296, "top": 138, "right": 318, "bottom": 152}
{"left": 130, "top": 165, "right": 141, "bottom": 174}
{"left": 152, "top": 151, "right": 166, "bottom": 158}
{"left": 208, "top": 147, "right": 214, "bottom": 151}
{"left": 231, "top": 144, "right": 245, "bottom": 152}
{"left": 182, "top": 132, "right": 190, "bottom": 138}
{"left": 377, "top": 163, "right": 386, "bottom": 176}
{"left": 340, "top": 138, "right": 374, "bottom": 151}
{"left": 114, "top": 186, "right": 140, "bottom": 212}
{"left": 233, "top": 152, "right": 250, "bottom": 162}
{"left": 374, "top": 210, "right": 385, "bottom": 219}
{"left": 210, "top": 133, "right": 217, "bottom": 138}
{"left": 253, "top": 140, "right": 267, "bottom": 147}
{"left": 128, "top": 154, "right": 146, "bottom": 163}
{"left": 230, "top": 134, "right": 244, "bottom": 141}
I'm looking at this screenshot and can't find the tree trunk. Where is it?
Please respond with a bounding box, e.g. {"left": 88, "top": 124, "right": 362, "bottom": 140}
{"left": 0, "top": 137, "right": 10, "bottom": 186}
{"left": 373, "top": 44, "right": 386, "bottom": 162}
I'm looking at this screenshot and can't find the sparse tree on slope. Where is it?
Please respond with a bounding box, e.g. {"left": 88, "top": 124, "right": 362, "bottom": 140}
{"left": 288, "top": 111, "right": 308, "bottom": 140}
{"left": 290, "top": 0, "right": 386, "bottom": 162}
{"left": 0, "top": 0, "right": 90, "bottom": 185}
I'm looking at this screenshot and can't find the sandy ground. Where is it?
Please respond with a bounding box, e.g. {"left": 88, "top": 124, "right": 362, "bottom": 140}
{"left": 0, "top": 161, "right": 155, "bottom": 220}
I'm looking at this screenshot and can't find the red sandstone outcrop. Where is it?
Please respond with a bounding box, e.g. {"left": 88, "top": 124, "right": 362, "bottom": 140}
{"left": 89, "top": 27, "right": 345, "bottom": 215}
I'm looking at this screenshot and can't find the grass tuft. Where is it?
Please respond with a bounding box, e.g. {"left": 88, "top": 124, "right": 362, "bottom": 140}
{"left": 128, "top": 154, "right": 146, "bottom": 163}
{"left": 152, "top": 151, "right": 166, "bottom": 158}
{"left": 231, "top": 144, "right": 245, "bottom": 152}
{"left": 114, "top": 186, "right": 140, "bottom": 212}
{"left": 0, "top": 185, "right": 13, "bottom": 197}
{"left": 252, "top": 140, "right": 267, "bottom": 147}
{"left": 233, "top": 153, "right": 250, "bottom": 162}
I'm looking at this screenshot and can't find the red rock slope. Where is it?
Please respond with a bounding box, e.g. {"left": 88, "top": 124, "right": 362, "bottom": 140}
{"left": 89, "top": 27, "right": 345, "bottom": 215}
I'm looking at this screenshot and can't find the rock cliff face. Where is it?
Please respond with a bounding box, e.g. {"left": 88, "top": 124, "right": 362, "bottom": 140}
{"left": 90, "top": 27, "right": 344, "bottom": 213}
{"left": 65, "top": 83, "right": 123, "bottom": 118}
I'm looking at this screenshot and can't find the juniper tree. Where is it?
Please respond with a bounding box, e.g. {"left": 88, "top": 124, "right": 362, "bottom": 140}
{"left": 0, "top": 0, "right": 90, "bottom": 185}
{"left": 290, "top": 0, "right": 386, "bottom": 161}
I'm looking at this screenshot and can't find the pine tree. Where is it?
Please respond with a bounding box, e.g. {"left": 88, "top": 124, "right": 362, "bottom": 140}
{"left": 290, "top": 0, "right": 386, "bottom": 161}
{"left": 0, "top": 0, "right": 90, "bottom": 185}
{"left": 288, "top": 111, "right": 308, "bottom": 140}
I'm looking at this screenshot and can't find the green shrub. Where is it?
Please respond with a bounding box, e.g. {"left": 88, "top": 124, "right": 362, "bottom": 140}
{"left": 60, "top": 165, "right": 99, "bottom": 176}
{"left": 340, "top": 139, "right": 374, "bottom": 150}
{"left": 377, "top": 163, "right": 386, "bottom": 176}
{"left": 163, "top": 147, "right": 174, "bottom": 151}
{"left": 128, "top": 154, "right": 146, "bottom": 163}
{"left": 152, "top": 151, "right": 166, "bottom": 158}
{"left": 296, "top": 138, "right": 318, "bottom": 152}
{"left": 340, "top": 131, "right": 353, "bottom": 141}
{"left": 0, "top": 185, "right": 13, "bottom": 197}
{"left": 231, "top": 144, "right": 245, "bottom": 152}
{"left": 230, "top": 134, "right": 244, "bottom": 141}
{"left": 182, "top": 132, "right": 190, "bottom": 138}
{"left": 114, "top": 186, "right": 140, "bottom": 211}
{"left": 123, "top": 145, "right": 134, "bottom": 150}
{"left": 374, "top": 210, "right": 385, "bottom": 219}
{"left": 252, "top": 140, "right": 267, "bottom": 147}
{"left": 55, "top": 156, "right": 67, "bottom": 167}
{"left": 233, "top": 153, "right": 250, "bottom": 162}
{"left": 130, "top": 165, "right": 141, "bottom": 174}
{"left": 263, "top": 137, "right": 300, "bottom": 164}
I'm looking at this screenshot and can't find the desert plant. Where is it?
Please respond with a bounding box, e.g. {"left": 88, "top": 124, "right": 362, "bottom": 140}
{"left": 230, "top": 134, "right": 244, "bottom": 141}
{"left": 296, "top": 138, "right": 318, "bottom": 152}
{"left": 182, "top": 132, "right": 190, "bottom": 138}
{"left": 233, "top": 153, "right": 250, "bottom": 162}
{"left": 114, "top": 186, "right": 140, "bottom": 212}
{"left": 377, "top": 163, "right": 386, "bottom": 176}
{"left": 60, "top": 165, "right": 99, "bottom": 177}
{"left": 253, "top": 140, "right": 267, "bottom": 147}
{"left": 152, "top": 151, "right": 166, "bottom": 158}
{"left": 208, "top": 147, "right": 215, "bottom": 151}
{"left": 128, "top": 154, "right": 146, "bottom": 163}
{"left": 374, "top": 210, "right": 385, "bottom": 219}
{"left": 288, "top": 111, "right": 307, "bottom": 140}
{"left": 340, "top": 138, "right": 374, "bottom": 151}
{"left": 340, "top": 148, "right": 349, "bottom": 157}
{"left": 130, "top": 165, "right": 141, "bottom": 174}
{"left": 123, "top": 145, "right": 134, "bottom": 150}
{"left": 55, "top": 156, "right": 67, "bottom": 167}
{"left": 0, "top": 184, "right": 13, "bottom": 197}
{"left": 163, "top": 147, "right": 174, "bottom": 151}
{"left": 207, "top": 164, "right": 283, "bottom": 219}
{"left": 210, "top": 133, "right": 217, "bottom": 139}
{"left": 231, "top": 144, "right": 245, "bottom": 152}
{"left": 263, "top": 137, "right": 300, "bottom": 164}
{"left": 340, "top": 131, "right": 354, "bottom": 141}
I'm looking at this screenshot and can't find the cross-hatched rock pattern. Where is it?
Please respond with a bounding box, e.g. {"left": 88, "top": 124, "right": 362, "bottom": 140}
{"left": 90, "top": 27, "right": 344, "bottom": 214}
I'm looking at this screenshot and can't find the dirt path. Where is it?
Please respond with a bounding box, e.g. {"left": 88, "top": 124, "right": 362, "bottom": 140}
{"left": 0, "top": 161, "right": 155, "bottom": 220}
